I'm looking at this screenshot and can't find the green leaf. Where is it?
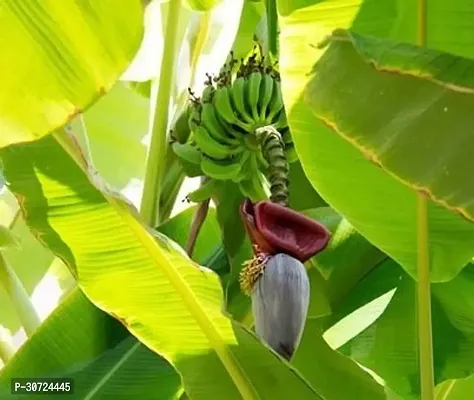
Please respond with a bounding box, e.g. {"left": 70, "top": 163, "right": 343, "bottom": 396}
{"left": 69, "top": 83, "right": 149, "bottom": 194}
{"left": 184, "top": 0, "right": 221, "bottom": 11}
{"left": 159, "top": 205, "right": 226, "bottom": 267}
{"left": 0, "top": 289, "right": 182, "bottom": 400}
{"left": 0, "top": 226, "right": 19, "bottom": 250}
{"left": 288, "top": 162, "right": 327, "bottom": 211}
{"left": 277, "top": 4, "right": 474, "bottom": 281}
{"left": 334, "top": 260, "right": 474, "bottom": 399}
{"left": 0, "top": 198, "right": 233, "bottom": 397}
{"left": 440, "top": 377, "right": 471, "bottom": 400}
{"left": 311, "top": 213, "right": 387, "bottom": 304}
{"left": 276, "top": 0, "right": 474, "bottom": 61}
{"left": 0, "top": 0, "right": 143, "bottom": 148}
{"left": 308, "top": 30, "right": 474, "bottom": 222}
{"left": 231, "top": 1, "right": 266, "bottom": 61}
{"left": 213, "top": 182, "right": 253, "bottom": 321}
{"left": 293, "top": 319, "right": 386, "bottom": 400}
{"left": 1, "top": 134, "right": 321, "bottom": 400}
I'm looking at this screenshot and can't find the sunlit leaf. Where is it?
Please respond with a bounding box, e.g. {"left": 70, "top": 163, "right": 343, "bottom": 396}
{"left": 0, "top": 289, "right": 182, "bottom": 400}
{"left": 0, "top": 0, "right": 143, "bottom": 147}
{"left": 69, "top": 82, "right": 150, "bottom": 207}
{"left": 308, "top": 30, "right": 474, "bottom": 223}
{"left": 0, "top": 227, "right": 19, "bottom": 250}
{"left": 184, "top": 0, "right": 222, "bottom": 11}
{"left": 294, "top": 319, "right": 385, "bottom": 400}
{"left": 277, "top": 0, "right": 474, "bottom": 281}
{"left": 1, "top": 134, "right": 322, "bottom": 399}
{"left": 333, "top": 260, "right": 474, "bottom": 399}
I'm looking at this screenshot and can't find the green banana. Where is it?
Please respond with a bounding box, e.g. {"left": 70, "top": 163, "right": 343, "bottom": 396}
{"left": 213, "top": 86, "right": 251, "bottom": 131}
{"left": 256, "top": 148, "right": 270, "bottom": 170}
{"left": 247, "top": 71, "right": 262, "bottom": 121}
{"left": 266, "top": 79, "right": 284, "bottom": 122}
{"left": 230, "top": 76, "right": 254, "bottom": 124}
{"left": 201, "top": 103, "right": 240, "bottom": 146}
{"left": 237, "top": 156, "right": 268, "bottom": 201}
{"left": 201, "top": 85, "right": 215, "bottom": 103}
{"left": 186, "top": 178, "right": 220, "bottom": 203}
{"left": 194, "top": 126, "right": 242, "bottom": 160}
{"left": 230, "top": 151, "right": 252, "bottom": 182}
{"left": 172, "top": 142, "right": 201, "bottom": 165}
{"left": 172, "top": 106, "right": 191, "bottom": 144}
{"left": 188, "top": 105, "right": 201, "bottom": 132}
{"left": 272, "top": 109, "right": 288, "bottom": 130}
{"left": 171, "top": 142, "right": 203, "bottom": 177}
{"left": 201, "top": 154, "right": 242, "bottom": 180}
{"left": 258, "top": 73, "right": 274, "bottom": 122}
{"left": 215, "top": 110, "right": 247, "bottom": 140}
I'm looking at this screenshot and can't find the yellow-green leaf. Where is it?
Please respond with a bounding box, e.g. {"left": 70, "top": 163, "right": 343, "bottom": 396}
{"left": 277, "top": 0, "right": 474, "bottom": 281}
{"left": 0, "top": 133, "right": 321, "bottom": 400}
{"left": 0, "top": 0, "right": 143, "bottom": 148}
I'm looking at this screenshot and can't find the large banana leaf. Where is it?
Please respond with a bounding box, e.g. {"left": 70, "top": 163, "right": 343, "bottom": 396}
{"left": 0, "top": 205, "right": 227, "bottom": 398}
{"left": 311, "top": 212, "right": 386, "bottom": 304}
{"left": 0, "top": 0, "right": 143, "bottom": 148}
{"left": 0, "top": 133, "right": 321, "bottom": 399}
{"left": 288, "top": 162, "right": 327, "bottom": 211}
{"left": 327, "top": 259, "right": 474, "bottom": 399}
{"left": 69, "top": 83, "right": 149, "bottom": 194}
{"left": 277, "top": 0, "right": 474, "bottom": 281}
{"left": 307, "top": 30, "right": 474, "bottom": 222}
{"left": 294, "top": 319, "right": 385, "bottom": 400}
{"left": 277, "top": 0, "right": 474, "bottom": 62}
{"left": 0, "top": 289, "right": 181, "bottom": 400}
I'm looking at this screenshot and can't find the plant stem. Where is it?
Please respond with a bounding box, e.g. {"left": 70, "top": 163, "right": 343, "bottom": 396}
{"left": 418, "top": 0, "right": 427, "bottom": 46}
{"left": 0, "top": 253, "right": 41, "bottom": 336}
{"left": 417, "top": 194, "right": 434, "bottom": 400}
{"left": 185, "top": 199, "right": 210, "bottom": 257}
{"left": 417, "top": 1, "right": 434, "bottom": 399}
{"left": 141, "top": 0, "right": 182, "bottom": 226}
{"left": 158, "top": 152, "right": 186, "bottom": 224}
{"left": 185, "top": 178, "right": 211, "bottom": 257}
{"left": 0, "top": 326, "right": 15, "bottom": 363}
{"left": 265, "top": 0, "right": 278, "bottom": 58}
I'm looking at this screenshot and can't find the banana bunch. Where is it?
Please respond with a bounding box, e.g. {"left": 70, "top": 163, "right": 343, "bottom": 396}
{"left": 173, "top": 47, "right": 298, "bottom": 202}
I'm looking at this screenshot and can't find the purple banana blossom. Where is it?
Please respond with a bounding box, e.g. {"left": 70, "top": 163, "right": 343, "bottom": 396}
{"left": 240, "top": 198, "right": 331, "bottom": 261}
{"left": 239, "top": 198, "right": 332, "bottom": 360}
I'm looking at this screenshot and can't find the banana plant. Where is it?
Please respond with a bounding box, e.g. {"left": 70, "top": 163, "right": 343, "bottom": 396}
{"left": 1, "top": 0, "right": 474, "bottom": 399}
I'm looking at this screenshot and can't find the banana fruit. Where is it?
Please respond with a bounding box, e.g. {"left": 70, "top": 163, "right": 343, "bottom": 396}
{"left": 172, "top": 44, "right": 297, "bottom": 199}
{"left": 201, "top": 154, "right": 243, "bottom": 181}
{"left": 186, "top": 178, "right": 221, "bottom": 203}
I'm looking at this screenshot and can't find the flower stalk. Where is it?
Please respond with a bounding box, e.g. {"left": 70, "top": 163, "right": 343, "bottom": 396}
{"left": 0, "top": 326, "right": 15, "bottom": 363}
{"left": 256, "top": 125, "right": 289, "bottom": 207}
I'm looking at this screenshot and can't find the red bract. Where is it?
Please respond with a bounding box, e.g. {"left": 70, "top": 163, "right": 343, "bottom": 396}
{"left": 240, "top": 199, "right": 331, "bottom": 262}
